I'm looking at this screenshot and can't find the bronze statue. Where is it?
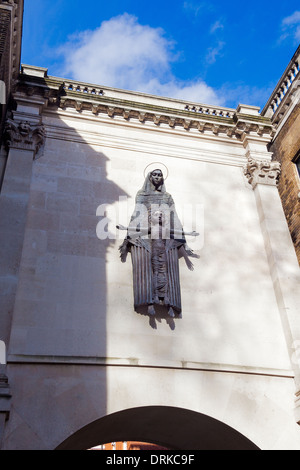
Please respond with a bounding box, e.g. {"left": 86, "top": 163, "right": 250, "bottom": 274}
{"left": 118, "top": 169, "right": 198, "bottom": 317}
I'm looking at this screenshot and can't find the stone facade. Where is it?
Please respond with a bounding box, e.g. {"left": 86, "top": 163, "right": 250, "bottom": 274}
{"left": 270, "top": 105, "right": 300, "bottom": 264}
{"left": 0, "top": 0, "right": 23, "bottom": 447}
{"left": 262, "top": 46, "right": 300, "bottom": 264}
{"left": 0, "top": 64, "right": 299, "bottom": 450}
{"left": 0, "top": 5, "right": 300, "bottom": 449}
{"left": 0, "top": 0, "right": 23, "bottom": 135}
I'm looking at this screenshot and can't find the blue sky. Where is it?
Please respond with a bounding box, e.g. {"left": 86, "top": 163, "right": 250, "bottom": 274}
{"left": 21, "top": 0, "right": 300, "bottom": 109}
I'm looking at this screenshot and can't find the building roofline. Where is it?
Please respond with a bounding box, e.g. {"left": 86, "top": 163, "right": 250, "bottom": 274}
{"left": 261, "top": 45, "right": 300, "bottom": 118}
{"left": 15, "top": 64, "right": 275, "bottom": 143}
{"left": 21, "top": 64, "right": 237, "bottom": 116}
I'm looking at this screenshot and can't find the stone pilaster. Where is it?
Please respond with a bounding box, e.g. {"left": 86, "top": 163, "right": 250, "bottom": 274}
{"left": 0, "top": 94, "right": 46, "bottom": 347}
{"left": 4, "top": 119, "right": 45, "bottom": 156}
{"left": 245, "top": 156, "right": 300, "bottom": 424}
{"left": 0, "top": 85, "right": 46, "bottom": 447}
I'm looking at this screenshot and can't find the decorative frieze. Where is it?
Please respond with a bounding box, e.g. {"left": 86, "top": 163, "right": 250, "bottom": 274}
{"left": 244, "top": 157, "right": 281, "bottom": 188}
{"left": 58, "top": 96, "right": 274, "bottom": 139}
{"left": 16, "top": 66, "right": 275, "bottom": 142}
{"left": 4, "top": 118, "right": 45, "bottom": 156}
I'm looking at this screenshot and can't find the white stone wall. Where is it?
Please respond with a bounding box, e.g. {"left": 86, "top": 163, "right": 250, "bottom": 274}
{"left": 2, "top": 83, "right": 300, "bottom": 449}
{"left": 8, "top": 109, "right": 291, "bottom": 372}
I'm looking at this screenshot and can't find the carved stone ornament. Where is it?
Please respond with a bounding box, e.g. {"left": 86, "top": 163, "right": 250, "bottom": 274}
{"left": 117, "top": 168, "right": 199, "bottom": 318}
{"left": 4, "top": 119, "right": 45, "bottom": 156}
{"left": 244, "top": 157, "right": 281, "bottom": 189}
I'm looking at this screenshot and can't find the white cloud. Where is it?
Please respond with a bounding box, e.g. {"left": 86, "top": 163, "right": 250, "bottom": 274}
{"left": 218, "top": 82, "right": 275, "bottom": 110}
{"left": 143, "top": 77, "right": 224, "bottom": 105}
{"left": 58, "top": 13, "right": 225, "bottom": 106}
{"left": 280, "top": 11, "right": 300, "bottom": 42}
{"left": 210, "top": 20, "right": 224, "bottom": 34}
{"left": 59, "top": 14, "right": 171, "bottom": 90}
{"left": 183, "top": 1, "right": 209, "bottom": 17}
{"left": 282, "top": 11, "right": 300, "bottom": 26}
{"left": 206, "top": 41, "right": 225, "bottom": 64}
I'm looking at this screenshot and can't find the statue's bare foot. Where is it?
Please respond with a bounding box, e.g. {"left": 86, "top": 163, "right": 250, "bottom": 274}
{"left": 148, "top": 305, "right": 156, "bottom": 316}
{"left": 168, "top": 307, "right": 175, "bottom": 318}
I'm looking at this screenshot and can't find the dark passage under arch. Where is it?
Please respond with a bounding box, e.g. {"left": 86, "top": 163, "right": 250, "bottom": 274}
{"left": 56, "top": 406, "right": 260, "bottom": 451}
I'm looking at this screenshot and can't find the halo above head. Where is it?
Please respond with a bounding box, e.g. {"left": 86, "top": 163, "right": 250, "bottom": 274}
{"left": 144, "top": 162, "right": 169, "bottom": 180}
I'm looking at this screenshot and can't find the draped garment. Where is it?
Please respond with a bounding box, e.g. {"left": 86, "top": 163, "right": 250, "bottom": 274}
{"left": 123, "top": 172, "right": 186, "bottom": 314}
{"left": 130, "top": 239, "right": 182, "bottom": 313}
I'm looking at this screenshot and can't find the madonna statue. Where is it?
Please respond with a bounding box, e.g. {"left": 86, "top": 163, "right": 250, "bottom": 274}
{"left": 118, "top": 169, "right": 198, "bottom": 318}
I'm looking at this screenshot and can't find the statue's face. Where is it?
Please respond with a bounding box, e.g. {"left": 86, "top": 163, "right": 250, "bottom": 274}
{"left": 151, "top": 210, "right": 163, "bottom": 225}
{"left": 151, "top": 170, "right": 163, "bottom": 187}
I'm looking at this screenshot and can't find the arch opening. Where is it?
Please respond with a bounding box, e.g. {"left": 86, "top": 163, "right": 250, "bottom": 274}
{"left": 56, "top": 406, "right": 260, "bottom": 451}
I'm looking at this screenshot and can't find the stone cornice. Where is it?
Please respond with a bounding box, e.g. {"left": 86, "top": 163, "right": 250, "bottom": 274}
{"left": 16, "top": 66, "right": 275, "bottom": 142}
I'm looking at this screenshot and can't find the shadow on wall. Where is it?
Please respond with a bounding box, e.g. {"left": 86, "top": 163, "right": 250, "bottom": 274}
{"left": 4, "top": 79, "right": 128, "bottom": 448}
{"left": 136, "top": 304, "right": 177, "bottom": 330}
{"left": 11, "top": 127, "right": 127, "bottom": 357}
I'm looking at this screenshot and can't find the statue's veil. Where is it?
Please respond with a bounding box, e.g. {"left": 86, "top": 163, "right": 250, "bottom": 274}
{"left": 139, "top": 171, "right": 166, "bottom": 195}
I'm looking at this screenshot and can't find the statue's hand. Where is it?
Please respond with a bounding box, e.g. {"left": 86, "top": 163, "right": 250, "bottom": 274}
{"left": 119, "top": 240, "right": 129, "bottom": 263}
{"left": 185, "top": 258, "right": 195, "bottom": 271}
{"left": 116, "top": 224, "right": 127, "bottom": 231}
{"left": 184, "top": 244, "right": 200, "bottom": 258}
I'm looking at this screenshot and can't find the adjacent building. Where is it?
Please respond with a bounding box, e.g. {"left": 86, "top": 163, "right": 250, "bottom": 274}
{"left": 262, "top": 46, "right": 300, "bottom": 264}
{"left": 0, "top": 0, "right": 23, "bottom": 135}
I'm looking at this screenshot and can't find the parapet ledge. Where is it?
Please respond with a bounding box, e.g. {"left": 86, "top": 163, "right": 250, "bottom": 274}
{"left": 21, "top": 64, "right": 48, "bottom": 79}
{"left": 237, "top": 104, "right": 261, "bottom": 116}
{"left": 16, "top": 66, "right": 275, "bottom": 141}
{"left": 262, "top": 45, "right": 300, "bottom": 130}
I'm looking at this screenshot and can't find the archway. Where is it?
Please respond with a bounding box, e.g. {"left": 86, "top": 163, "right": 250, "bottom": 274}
{"left": 56, "top": 406, "right": 260, "bottom": 450}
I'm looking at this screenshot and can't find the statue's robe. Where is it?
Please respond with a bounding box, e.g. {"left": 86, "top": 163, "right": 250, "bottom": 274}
{"left": 130, "top": 238, "right": 183, "bottom": 313}
{"left": 125, "top": 174, "right": 186, "bottom": 314}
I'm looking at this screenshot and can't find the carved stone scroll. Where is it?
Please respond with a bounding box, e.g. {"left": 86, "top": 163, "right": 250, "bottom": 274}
{"left": 244, "top": 157, "right": 281, "bottom": 189}
{"left": 4, "top": 119, "right": 45, "bottom": 156}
